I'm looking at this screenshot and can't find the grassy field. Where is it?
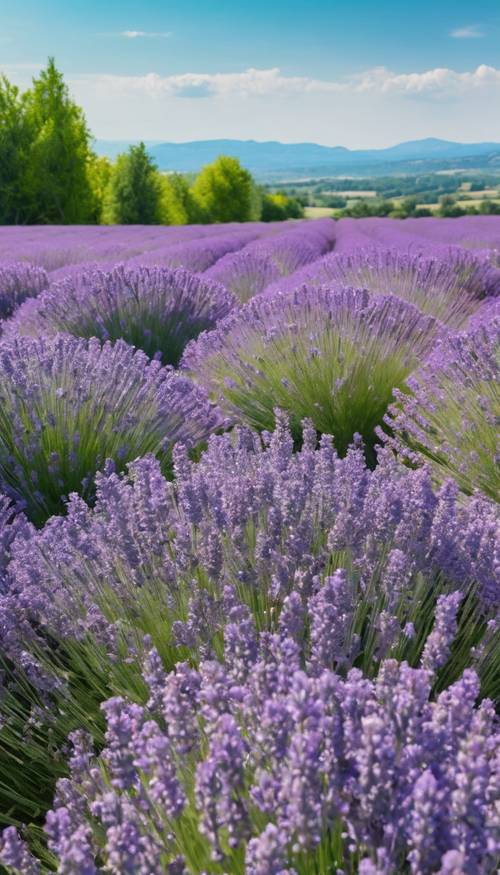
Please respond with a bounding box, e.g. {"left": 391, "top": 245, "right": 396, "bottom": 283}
{"left": 305, "top": 205, "right": 335, "bottom": 218}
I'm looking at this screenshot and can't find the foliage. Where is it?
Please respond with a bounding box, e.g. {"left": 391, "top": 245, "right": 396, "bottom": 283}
{"left": 87, "top": 155, "right": 113, "bottom": 223}
{"left": 0, "top": 60, "right": 95, "bottom": 224}
{"left": 0, "top": 77, "right": 33, "bottom": 225}
{"left": 183, "top": 286, "right": 440, "bottom": 459}
{"left": 103, "top": 142, "right": 162, "bottom": 224}
{"left": 191, "top": 155, "right": 259, "bottom": 223}
{"left": 261, "top": 192, "right": 304, "bottom": 221}
{"left": 157, "top": 173, "right": 198, "bottom": 225}
{"left": 0, "top": 334, "right": 219, "bottom": 524}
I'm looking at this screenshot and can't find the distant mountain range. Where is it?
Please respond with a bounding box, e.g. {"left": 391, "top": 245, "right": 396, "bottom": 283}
{"left": 94, "top": 137, "right": 500, "bottom": 180}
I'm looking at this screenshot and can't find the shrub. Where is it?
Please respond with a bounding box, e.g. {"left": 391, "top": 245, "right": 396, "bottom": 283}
{"left": 0, "top": 334, "right": 220, "bottom": 524}
{"left": 0, "top": 418, "right": 497, "bottom": 833}
{"left": 182, "top": 286, "right": 441, "bottom": 459}
{"left": 382, "top": 323, "right": 500, "bottom": 502}
{"left": 288, "top": 249, "right": 498, "bottom": 329}
{"left": 6, "top": 265, "right": 237, "bottom": 366}
{"left": 0, "top": 263, "right": 48, "bottom": 320}
{"left": 204, "top": 251, "right": 281, "bottom": 302}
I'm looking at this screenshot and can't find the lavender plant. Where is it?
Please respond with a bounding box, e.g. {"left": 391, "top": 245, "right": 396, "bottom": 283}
{"left": 182, "top": 285, "right": 442, "bottom": 458}
{"left": 204, "top": 218, "right": 336, "bottom": 302}
{"left": 205, "top": 250, "right": 281, "bottom": 301}
{"left": 0, "top": 417, "right": 497, "bottom": 836}
{"left": 5, "top": 644, "right": 498, "bottom": 874}
{"left": 5, "top": 265, "right": 237, "bottom": 366}
{"left": 267, "top": 249, "right": 498, "bottom": 329}
{"left": 0, "top": 264, "right": 48, "bottom": 321}
{"left": 0, "top": 334, "right": 220, "bottom": 524}
{"left": 383, "top": 323, "right": 500, "bottom": 502}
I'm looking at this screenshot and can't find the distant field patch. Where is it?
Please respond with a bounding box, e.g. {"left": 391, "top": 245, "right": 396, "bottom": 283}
{"left": 305, "top": 206, "right": 335, "bottom": 218}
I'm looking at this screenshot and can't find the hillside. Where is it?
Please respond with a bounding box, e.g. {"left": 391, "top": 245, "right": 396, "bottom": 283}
{"left": 94, "top": 137, "right": 500, "bottom": 179}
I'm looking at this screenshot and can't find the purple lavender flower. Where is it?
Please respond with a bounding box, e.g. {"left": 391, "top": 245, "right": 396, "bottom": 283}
{"left": 0, "top": 263, "right": 48, "bottom": 320}
{"left": 266, "top": 248, "right": 497, "bottom": 329}
{"left": 383, "top": 322, "right": 499, "bottom": 501}
{"left": 246, "top": 824, "right": 297, "bottom": 874}
{"left": 6, "top": 265, "right": 237, "bottom": 366}
{"left": 0, "top": 828, "right": 40, "bottom": 874}
{"left": 195, "top": 713, "right": 249, "bottom": 857}
{"left": 40, "top": 652, "right": 500, "bottom": 874}
{"left": 0, "top": 333, "right": 220, "bottom": 523}
{"left": 421, "top": 591, "right": 463, "bottom": 674}
{"left": 182, "top": 285, "right": 441, "bottom": 456}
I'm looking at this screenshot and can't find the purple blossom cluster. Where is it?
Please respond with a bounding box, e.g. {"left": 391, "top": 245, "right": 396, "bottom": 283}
{"left": 23, "top": 642, "right": 500, "bottom": 874}
{"left": 0, "top": 217, "right": 498, "bottom": 874}
{"left": 5, "top": 265, "right": 237, "bottom": 365}
{"left": 204, "top": 217, "right": 335, "bottom": 300}
{"left": 264, "top": 248, "right": 500, "bottom": 328}
{"left": 182, "top": 284, "right": 442, "bottom": 455}
{"left": 383, "top": 321, "right": 499, "bottom": 501}
{"left": 2, "top": 418, "right": 497, "bottom": 693}
{"left": 0, "top": 333, "right": 220, "bottom": 523}
{"left": 0, "top": 263, "right": 48, "bottom": 320}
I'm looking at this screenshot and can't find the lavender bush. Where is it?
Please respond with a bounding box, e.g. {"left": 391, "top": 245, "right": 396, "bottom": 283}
{"left": 0, "top": 334, "right": 220, "bottom": 524}
{"left": 6, "top": 266, "right": 237, "bottom": 366}
{"left": 182, "top": 286, "right": 442, "bottom": 458}
{"left": 266, "top": 249, "right": 499, "bottom": 329}
{"left": 204, "top": 218, "right": 335, "bottom": 302}
{"left": 204, "top": 250, "right": 282, "bottom": 301}
{"left": 383, "top": 323, "right": 499, "bottom": 502}
{"left": 0, "top": 418, "right": 497, "bottom": 837}
{"left": 6, "top": 645, "right": 498, "bottom": 874}
{"left": 0, "top": 264, "right": 48, "bottom": 321}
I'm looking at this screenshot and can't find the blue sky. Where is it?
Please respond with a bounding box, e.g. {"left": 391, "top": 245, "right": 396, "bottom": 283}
{"left": 2, "top": 0, "right": 500, "bottom": 146}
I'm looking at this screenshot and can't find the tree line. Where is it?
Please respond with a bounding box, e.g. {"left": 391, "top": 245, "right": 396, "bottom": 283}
{"left": 0, "top": 59, "right": 303, "bottom": 226}
{"left": 334, "top": 194, "right": 500, "bottom": 219}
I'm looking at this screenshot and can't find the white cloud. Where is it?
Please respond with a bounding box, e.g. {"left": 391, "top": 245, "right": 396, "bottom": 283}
{"left": 119, "top": 30, "right": 171, "bottom": 39}
{"left": 71, "top": 64, "right": 500, "bottom": 100}
{"left": 450, "top": 25, "right": 483, "bottom": 38}
{"left": 4, "top": 61, "right": 500, "bottom": 145}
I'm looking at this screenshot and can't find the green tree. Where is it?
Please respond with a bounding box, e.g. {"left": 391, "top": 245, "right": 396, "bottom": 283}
{"left": 0, "top": 76, "right": 34, "bottom": 223}
{"left": 479, "top": 199, "right": 500, "bottom": 215}
{"left": 438, "top": 195, "right": 466, "bottom": 218}
{"left": 104, "top": 142, "right": 161, "bottom": 224}
{"left": 191, "top": 155, "right": 258, "bottom": 223}
{"left": 87, "top": 155, "right": 113, "bottom": 223}
{"left": 24, "top": 58, "right": 94, "bottom": 223}
{"left": 261, "top": 192, "right": 304, "bottom": 221}
{"left": 157, "top": 173, "right": 196, "bottom": 225}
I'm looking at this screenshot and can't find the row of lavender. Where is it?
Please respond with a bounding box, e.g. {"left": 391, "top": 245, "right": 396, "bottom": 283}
{"left": 0, "top": 216, "right": 498, "bottom": 874}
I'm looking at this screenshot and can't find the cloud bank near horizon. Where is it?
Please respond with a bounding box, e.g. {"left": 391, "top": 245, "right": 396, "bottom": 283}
{"left": 68, "top": 63, "right": 500, "bottom": 99}
{"left": 3, "top": 62, "right": 500, "bottom": 146}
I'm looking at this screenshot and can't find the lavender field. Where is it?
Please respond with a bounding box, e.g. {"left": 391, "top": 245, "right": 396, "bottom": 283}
{"left": 0, "top": 215, "right": 498, "bottom": 874}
